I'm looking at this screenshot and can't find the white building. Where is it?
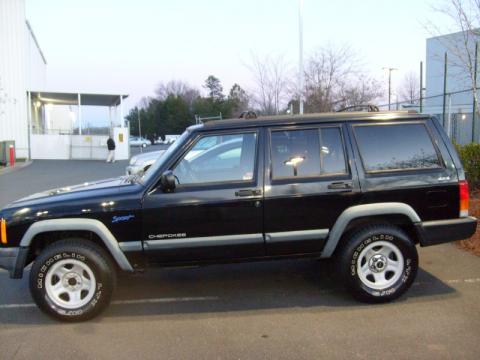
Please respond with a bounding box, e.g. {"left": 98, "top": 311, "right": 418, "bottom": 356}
{"left": 426, "top": 30, "right": 480, "bottom": 144}
{"left": 0, "top": 0, "right": 46, "bottom": 159}
{"left": 0, "top": 0, "right": 129, "bottom": 161}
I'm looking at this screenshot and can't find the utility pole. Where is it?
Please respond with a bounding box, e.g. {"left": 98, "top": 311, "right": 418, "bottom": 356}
{"left": 137, "top": 107, "right": 142, "bottom": 153}
{"left": 383, "top": 67, "right": 397, "bottom": 110}
{"left": 472, "top": 42, "right": 478, "bottom": 143}
{"left": 420, "top": 61, "right": 424, "bottom": 113}
{"left": 442, "top": 52, "right": 448, "bottom": 127}
{"left": 298, "top": 0, "right": 304, "bottom": 115}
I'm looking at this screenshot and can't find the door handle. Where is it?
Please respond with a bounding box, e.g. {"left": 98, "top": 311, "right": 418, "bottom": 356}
{"left": 235, "top": 189, "right": 262, "bottom": 197}
{"left": 327, "top": 181, "right": 353, "bottom": 190}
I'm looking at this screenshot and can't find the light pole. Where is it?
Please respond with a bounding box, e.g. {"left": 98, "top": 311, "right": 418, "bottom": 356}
{"left": 137, "top": 107, "right": 143, "bottom": 153}
{"left": 298, "top": 0, "right": 304, "bottom": 115}
{"left": 383, "top": 67, "right": 397, "bottom": 110}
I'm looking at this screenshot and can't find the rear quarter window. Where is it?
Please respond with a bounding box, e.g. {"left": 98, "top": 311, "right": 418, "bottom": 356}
{"left": 353, "top": 123, "right": 442, "bottom": 173}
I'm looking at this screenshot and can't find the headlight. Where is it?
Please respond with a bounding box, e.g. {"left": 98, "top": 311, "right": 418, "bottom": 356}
{"left": 129, "top": 156, "right": 138, "bottom": 165}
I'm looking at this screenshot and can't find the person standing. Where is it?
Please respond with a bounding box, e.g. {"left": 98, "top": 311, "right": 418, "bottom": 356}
{"left": 106, "top": 136, "right": 116, "bottom": 163}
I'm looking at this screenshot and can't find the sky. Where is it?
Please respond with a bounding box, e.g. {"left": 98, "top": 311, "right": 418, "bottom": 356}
{"left": 25, "top": 0, "right": 451, "bottom": 113}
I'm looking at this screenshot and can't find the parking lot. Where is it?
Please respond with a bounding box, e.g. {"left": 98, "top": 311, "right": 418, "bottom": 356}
{"left": 1, "top": 154, "right": 480, "bottom": 359}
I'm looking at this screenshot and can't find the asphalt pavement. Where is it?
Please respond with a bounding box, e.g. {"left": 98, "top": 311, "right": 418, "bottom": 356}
{"left": 0, "top": 152, "right": 479, "bottom": 359}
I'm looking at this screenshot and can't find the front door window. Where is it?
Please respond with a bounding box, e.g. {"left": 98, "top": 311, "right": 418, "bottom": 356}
{"left": 173, "top": 132, "right": 257, "bottom": 185}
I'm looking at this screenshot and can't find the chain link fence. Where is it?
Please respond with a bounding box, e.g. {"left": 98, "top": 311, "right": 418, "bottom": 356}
{"left": 377, "top": 88, "right": 478, "bottom": 145}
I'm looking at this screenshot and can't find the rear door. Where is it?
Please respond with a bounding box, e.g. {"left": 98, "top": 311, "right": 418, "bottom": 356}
{"left": 348, "top": 119, "right": 459, "bottom": 221}
{"left": 263, "top": 123, "right": 361, "bottom": 256}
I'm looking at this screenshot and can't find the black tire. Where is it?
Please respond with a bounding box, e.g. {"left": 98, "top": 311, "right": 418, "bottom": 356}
{"left": 29, "top": 238, "right": 116, "bottom": 322}
{"left": 337, "top": 224, "right": 418, "bottom": 303}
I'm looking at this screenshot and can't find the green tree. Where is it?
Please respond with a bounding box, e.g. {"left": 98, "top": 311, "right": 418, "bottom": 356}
{"left": 203, "top": 75, "right": 224, "bottom": 100}
{"left": 228, "top": 83, "right": 249, "bottom": 117}
{"left": 155, "top": 95, "right": 194, "bottom": 136}
{"left": 125, "top": 106, "right": 155, "bottom": 139}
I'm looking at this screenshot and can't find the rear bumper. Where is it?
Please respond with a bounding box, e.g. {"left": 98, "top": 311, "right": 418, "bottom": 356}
{"left": 415, "top": 216, "right": 477, "bottom": 247}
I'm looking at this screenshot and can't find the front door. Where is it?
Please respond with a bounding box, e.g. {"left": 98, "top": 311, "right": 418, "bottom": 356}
{"left": 263, "top": 123, "right": 361, "bottom": 255}
{"left": 142, "top": 129, "right": 264, "bottom": 264}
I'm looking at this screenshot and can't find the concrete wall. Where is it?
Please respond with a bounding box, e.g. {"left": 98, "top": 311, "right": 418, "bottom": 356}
{"left": 31, "top": 134, "right": 71, "bottom": 160}
{"left": 31, "top": 133, "right": 129, "bottom": 160}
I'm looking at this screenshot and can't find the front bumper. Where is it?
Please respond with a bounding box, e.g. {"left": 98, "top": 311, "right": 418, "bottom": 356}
{"left": 0, "top": 247, "right": 19, "bottom": 275}
{"left": 415, "top": 216, "right": 477, "bottom": 247}
{"left": 0, "top": 247, "right": 28, "bottom": 278}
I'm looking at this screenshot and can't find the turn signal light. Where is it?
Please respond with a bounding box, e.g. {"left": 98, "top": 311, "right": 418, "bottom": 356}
{"left": 0, "top": 219, "right": 6, "bottom": 244}
{"left": 459, "top": 180, "right": 469, "bottom": 217}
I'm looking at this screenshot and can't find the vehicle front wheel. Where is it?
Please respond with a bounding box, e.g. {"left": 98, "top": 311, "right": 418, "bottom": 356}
{"left": 29, "top": 239, "right": 116, "bottom": 321}
{"left": 338, "top": 224, "right": 418, "bottom": 303}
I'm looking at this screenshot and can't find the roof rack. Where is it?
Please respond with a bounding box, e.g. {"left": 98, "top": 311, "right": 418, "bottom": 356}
{"left": 336, "top": 104, "right": 379, "bottom": 113}
{"left": 202, "top": 111, "right": 428, "bottom": 129}
{"left": 239, "top": 111, "right": 257, "bottom": 119}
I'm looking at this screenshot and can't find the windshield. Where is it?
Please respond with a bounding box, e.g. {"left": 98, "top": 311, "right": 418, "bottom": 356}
{"left": 139, "top": 129, "right": 191, "bottom": 184}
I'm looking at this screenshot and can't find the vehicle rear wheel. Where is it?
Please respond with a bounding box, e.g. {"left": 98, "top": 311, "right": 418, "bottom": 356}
{"left": 29, "top": 238, "right": 116, "bottom": 321}
{"left": 338, "top": 224, "right": 418, "bottom": 303}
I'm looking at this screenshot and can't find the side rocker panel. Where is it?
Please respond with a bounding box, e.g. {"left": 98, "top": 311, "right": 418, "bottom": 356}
{"left": 320, "top": 202, "right": 421, "bottom": 258}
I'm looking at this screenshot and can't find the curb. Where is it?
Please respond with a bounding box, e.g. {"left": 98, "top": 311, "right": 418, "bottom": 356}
{"left": 0, "top": 160, "right": 33, "bottom": 176}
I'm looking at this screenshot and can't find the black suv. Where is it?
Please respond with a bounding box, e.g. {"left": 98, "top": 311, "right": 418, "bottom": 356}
{"left": 0, "top": 111, "right": 477, "bottom": 321}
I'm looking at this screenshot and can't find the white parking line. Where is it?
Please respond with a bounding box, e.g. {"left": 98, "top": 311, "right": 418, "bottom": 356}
{"left": 111, "top": 296, "right": 219, "bottom": 305}
{"left": 0, "top": 296, "right": 219, "bottom": 310}
{"left": 412, "top": 277, "right": 480, "bottom": 286}
{"left": 1, "top": 278, "right": 479, "bottom": 310}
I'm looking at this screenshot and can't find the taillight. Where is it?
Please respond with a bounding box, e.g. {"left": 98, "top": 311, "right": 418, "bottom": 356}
{"left": 0, "top": 219, "right": 6, "bottom": 244}
{"left": 459, "top": 180, "right": 469, "bottom": 217}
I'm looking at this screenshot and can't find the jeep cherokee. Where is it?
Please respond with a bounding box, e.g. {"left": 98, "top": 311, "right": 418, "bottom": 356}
{"left": 0, "top": 111, "right": 477, "bottom": 321}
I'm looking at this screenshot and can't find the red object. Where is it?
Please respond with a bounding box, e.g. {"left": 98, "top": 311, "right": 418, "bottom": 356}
{"left": 459, "top": 179, "right": 469, "bottom": 217}
{"left": 9, "top": 145, "right": 14, "bottom": 167}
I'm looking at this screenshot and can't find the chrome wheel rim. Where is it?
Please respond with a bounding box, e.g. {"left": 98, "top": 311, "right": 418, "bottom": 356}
{"left": 357, "top": 241, "right": 404, "bottom": 290}
{"left": 45, "top": 259, "right": 96, "bottom": 309}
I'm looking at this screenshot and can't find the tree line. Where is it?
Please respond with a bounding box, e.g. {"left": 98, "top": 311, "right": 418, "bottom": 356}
{"left": 127, "top": 44, "right": 420, "bottom": 139}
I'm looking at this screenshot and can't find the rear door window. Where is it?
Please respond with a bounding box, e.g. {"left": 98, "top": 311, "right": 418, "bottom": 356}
{"left": 353, "top": 123, "right": 442, "bottom": 173}
{"left": 270, "top": 126, "right": 347, "bottom": 179}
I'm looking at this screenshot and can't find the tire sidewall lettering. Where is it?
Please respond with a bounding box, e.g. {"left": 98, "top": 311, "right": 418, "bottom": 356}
{"left": 35, "top": 250, "right": 103, "bottom": 317}
{"left": 350, "top": 232, "right": 414, "bottom": 298}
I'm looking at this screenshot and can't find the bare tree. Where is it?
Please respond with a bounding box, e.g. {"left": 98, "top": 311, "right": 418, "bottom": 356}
{"left": 155, "top": 80, "right": 200, "bottom": 109}
{"left": 337, "top": 76, "right": 384, "bottom": 110}
{"left": 303, "top": 44, "right": 383, "bottom": 112}
{"left": 398, "top": 71, "right": 420, "bottom": 104}
{"left": 245, "top": 53, "right": 291, "bottom": 115}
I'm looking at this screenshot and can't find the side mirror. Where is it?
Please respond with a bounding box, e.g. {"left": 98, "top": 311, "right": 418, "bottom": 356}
{"left": 160, "top": 170, "right": 176, "bottom": 192}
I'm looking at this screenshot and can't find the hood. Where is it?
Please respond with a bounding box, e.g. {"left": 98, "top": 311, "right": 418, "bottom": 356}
{"left": 7, "top": 177, "right": 133, "bottom": 207}
{"left": 131, "top": 150, "right": 165, "bottom": 164}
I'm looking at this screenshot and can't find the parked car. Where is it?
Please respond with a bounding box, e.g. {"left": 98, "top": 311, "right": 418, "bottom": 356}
{"left": 129, "top": 136, "right": 150, "bottom": 147}
{"left": 126, "top": 150, "right": 166, "bottom": 175}
{"left": 0, "top": 111, "right": 477, "bottom": 321}
{"left": 155, "top": 135, "right": 180, "bottom": 145}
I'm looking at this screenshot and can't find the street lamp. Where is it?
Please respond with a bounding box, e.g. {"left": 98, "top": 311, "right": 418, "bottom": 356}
{"left": 298, "top": 0, "right": 304, "bottom": 115}
{"left": 383, "top": 67, "right": 398, "bottom": 110}
{"left": 137, "top": 107, "right": 143, "bottom": 153}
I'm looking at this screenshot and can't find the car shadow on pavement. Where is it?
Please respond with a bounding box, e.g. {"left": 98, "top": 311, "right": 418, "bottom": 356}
{"left": 0, "top": 259, "right": 457, "bottom": 325}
